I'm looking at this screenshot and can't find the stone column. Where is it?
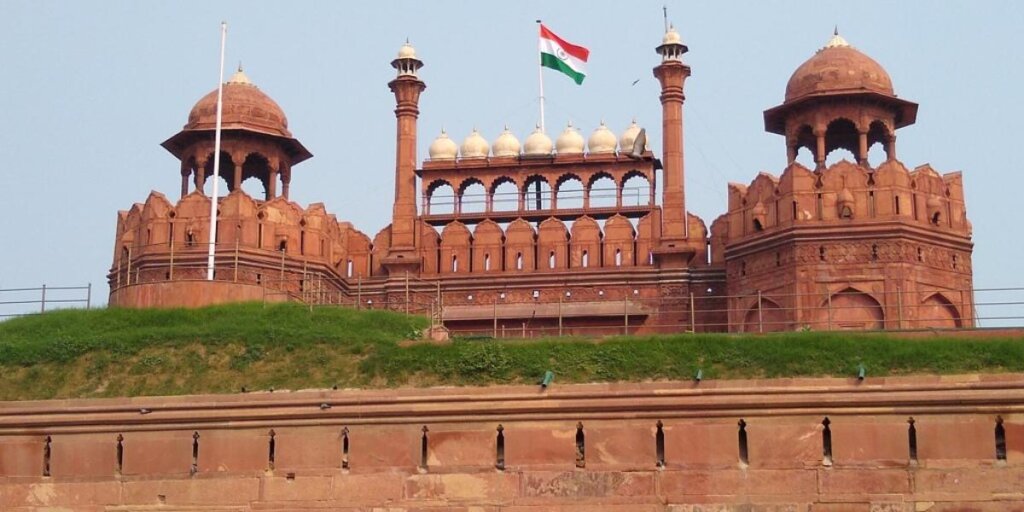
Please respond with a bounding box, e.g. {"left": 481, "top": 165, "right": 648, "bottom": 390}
{"left": 857, "top": 130, "right": 869, "bottom": 166}
{"left": 281, "top": 167, "right": 291, "bottom": 199}
{"left": 814, "top": 129, "right": 826, "bottom": 170}
{"left": 267, "top": 168, "right": 278, "bottom": 199}
{"left": 886, "top": 135, "right": 897, "bottom": 161}
{"left": 652, "top": 58, "right": 691, "bottom": 240}
{"left": 180, "top": 162, "right": 190, "bottom": 198}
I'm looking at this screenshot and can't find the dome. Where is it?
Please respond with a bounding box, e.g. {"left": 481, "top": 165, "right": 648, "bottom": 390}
{"left": 555, "top": 122, "right": 585, "bottom": 155}
{"left": 587, "top": 122, "right": 617, "bottom": 154}
{"left": 185, "top": 68, "right": 290, "bottom": 138}
{"left": 620, "top": 119, "right": 642, "bottom": 152}
{"left": 460, "top": 129, "right": 489, "bottom": 159}
{"left": 492, "top": 126, "right": 521, "bottom": 157}
{"left": 428, "top": 129, "right": 458, "bottom": 160}
{"left": 523, "top": 125, "right": 553, "bottom": 156}
{"left": 662, "top": 24, "right": 682, "bottom": 45}
{"left": 397, "top": 40, "right": 417, "bottom": 59}
{"left": 784, "top": 33, "right": 894, "bottom": 103}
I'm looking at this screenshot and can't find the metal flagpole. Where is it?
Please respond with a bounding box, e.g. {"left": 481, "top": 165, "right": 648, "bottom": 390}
{"left": 206, "top": 21, "right": 228, "bottom": 281}
{"left": 536, "top": 20, "right": 545, "bottom": 133}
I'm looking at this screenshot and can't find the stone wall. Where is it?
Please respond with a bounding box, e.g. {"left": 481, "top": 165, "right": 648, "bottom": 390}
{"left": 1, "top": 375, "right": 1022, "bottom": 510}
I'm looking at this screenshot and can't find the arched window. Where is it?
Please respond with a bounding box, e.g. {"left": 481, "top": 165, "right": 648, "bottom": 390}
{"left": 615, "top": 248, "right": 622, "bottom": 266}
{"left": 582, "top": 250, "right": 589, "bottom": 268}
{"left": 549, "top": 251, "right": 556, "bottom": 269}
{"left": 452, "top": 254, "right": 459, "bottom": 272}
{"left": 516, "top": 252, "right": 523, "bottom": 270}
{"left": 484, "top": 253, "right": 491, "bottom": 271}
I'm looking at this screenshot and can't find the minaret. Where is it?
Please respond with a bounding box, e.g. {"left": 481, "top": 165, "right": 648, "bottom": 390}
{"left": 652, "top": 24, "right": 695, "bottom": 268}
{"left": 383, "top": 40, "right": 426, "bottom": 275}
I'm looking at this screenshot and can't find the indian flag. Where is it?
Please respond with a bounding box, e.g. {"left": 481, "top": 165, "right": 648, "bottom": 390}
{"left": 539, "top": 24, "right": 589, "bottom": 85}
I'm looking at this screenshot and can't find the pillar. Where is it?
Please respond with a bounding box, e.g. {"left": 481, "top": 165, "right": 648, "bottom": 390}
{"left": 267, "top": 168, "right": 278, "bottom": 199}
{"left": 281, "top": 167, "right": 291, "bottom": 199}
{"left": 180, "top": 162, "right": 190, "bottom": 198}
{"left": 857, "top": 130, "right": 868, "bottom": 166}
{"left": 886, "top": 135, "right": 897, "bottom": 161}
{"left": 814, "top": 129, "right": 826, "bottom": 170}
{"left": 652, "top": 58, "right": 691, "bottom": 240}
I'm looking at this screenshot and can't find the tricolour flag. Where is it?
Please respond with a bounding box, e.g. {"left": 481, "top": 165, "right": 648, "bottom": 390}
{"left": 539, "top": 24, "right": 589, "bottom": 85}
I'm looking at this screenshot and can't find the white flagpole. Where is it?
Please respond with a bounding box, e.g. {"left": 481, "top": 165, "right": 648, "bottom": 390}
{"left": 536, "top": 20, "right": 546, "bottom": 133}
{"left": 206, "top": 21, "right": 227, "bottom": 281}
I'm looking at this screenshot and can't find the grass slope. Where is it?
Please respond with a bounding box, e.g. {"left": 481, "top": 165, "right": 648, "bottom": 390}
{"left": 0, "top": 303, "right": 1022, "bottom": 401}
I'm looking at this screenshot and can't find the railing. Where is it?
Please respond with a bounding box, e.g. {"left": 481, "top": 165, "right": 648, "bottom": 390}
{"left": 0, "top": 284, "right": 92, "bottom": 318}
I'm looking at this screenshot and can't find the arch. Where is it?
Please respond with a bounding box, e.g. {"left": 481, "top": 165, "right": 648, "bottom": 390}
{"left": 636, "top": 213, "right": 656, "bottom": 267}
{"left": 537, "top": 217, "right": 569, "bottom": 270}
{"left": 866, "top": 120, "right": 891, "bottom": 167}
{"left": 816, "top": 287, "right": 885, "bottom": 330}
{"left": 588, "top": 173, "right": 617, "bottom": 208}
{"left": 523, "top": 175, "right": 552, "bottom": 211}
{"left": 458, "top": 178, "right": 487, "bottom": 214}
{"left": 918, "top": 293, "right": 962, "bottom": 328}
{"left": 570, "top": 216, "right": 602, "bottom": 268}
{"left": 621, "top": 171, "right": 652, "bottom": 207}
{"left": 439, "top": 222, "right": 472, "bottom": 274}
{"left": 426, "top": 179, "right": 456, "bottom": 215}
{"left": 471, "top": 220, "right": 503, "bottom": 273}
{"left": 202, "top": 151, "right": 236, "bottom": 197}
{"left": 603, "top": 215, "right": 636, "bottom": 267}
{"left": 504, "top": 219, "right": 536, "bottom": 272}
{"left": 490, "top": 176, "right": 519, "bottom": 212}
{"left": 418, "top": 222, "right": 441, "bottom": 274}
{"left": 792, "top": 124, "right": 817, "bottom": 167}
{"left": 555, "top": 174, "right": 585, "bottom": 209}
{"left": 742, "top": 298, "right": 787, "bottom": 332}
{"left": 240, "top": 153, "right": 271, "bottom": 198}
{"left": 824, "top": 118, "right": 858, "bottom": 165}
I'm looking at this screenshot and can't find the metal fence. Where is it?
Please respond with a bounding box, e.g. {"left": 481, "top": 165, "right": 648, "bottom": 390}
{"left": 0, "top": 284, "right": 92, "bottom": 318}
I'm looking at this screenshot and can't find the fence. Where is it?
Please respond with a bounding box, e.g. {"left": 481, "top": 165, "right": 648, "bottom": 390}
{"left": 0, "top": 284, "right": 92, "bottom": 318}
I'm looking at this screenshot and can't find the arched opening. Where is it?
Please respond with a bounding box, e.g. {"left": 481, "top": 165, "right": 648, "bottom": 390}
{"left": 203, "top": 151, "right": 235, "bottom": 197}
{"left": 548, "top": 251, "right": 556, "bottom": 269}
{"left": 240, "top": 153, "right": 270, "bottom": 198}
{"left": 742, "top": 298, "right": 787, "bottom": 332}
{"left": 490, "top": 178, "right": 519, "bottom": 211}
{"left": 621, "top": 172, "right": 652, "bottom": 207}
{"left": 752, "top": 218, "right": 764, "bottom": 231}
{"left": 459, "top": 179, "right": 487, "bottom": 214}
{"left": 817, "top": 287, "right": 885, "bottom": 330}
{"left": 588, "top": 173, "right": 617, "bottom": 208}
{"left": 792, "top": 124, "right": 816, "bottom": 167}
{"left": 918, "top": 293, "right": 962, "bottom": 328}
{"left": 427, "top": 180, "right": 456, "bottom": 215}
{"left": 523, "top": 175, "right": 552, "bottom": 211}
{"left": 555, "top": 175, "right": 584, "bottom": 209}
{"left": 581, "top": 250, "right": 589, "bottom": 268}
{"left": 867, "top": 121, "right": 890, "bottom": 167}
{"left": 824, "top": 118, "right": 859, "bottom": 166}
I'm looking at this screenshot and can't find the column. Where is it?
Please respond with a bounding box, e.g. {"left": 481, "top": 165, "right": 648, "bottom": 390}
{"left": 267, "top": 168, "right": 278, "bottom": 199}
{"left": 857, "top": 130, "right": 868, "bottom": 166}
{"left": 814, "top": 129, "right": 826, "bottom": 170}
{"left": 281, "top": 167, "right": 291, "bottom": 199}
{"left": 886, "top": 135, "right": 897, "bottom": 161}
{"left": 180, "top": 161, "right": 190, "bottom": 198}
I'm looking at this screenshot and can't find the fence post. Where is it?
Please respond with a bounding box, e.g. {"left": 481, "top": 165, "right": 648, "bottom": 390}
{"left": 623, "top": 294, "right": 629, "bottom": 335}
{"left": 690, "top": 292, "right": 696, "bottom": 332}
{"left": 86, "top": 283, "right": 92, "bottom": 309}
{"left": 558, "top": 294, "right": 564, "bottom": 336}
{"left": 896, "top": 285, "right": 903, "bottom": 329}
{"left": 826, "top": 291, "right": 833, "bottom": 331}
{"left": 40, "top": 284, "right": 46, "bottom": 313}
{"left": 757, "top": 290, "right": 764, "bottom": 333}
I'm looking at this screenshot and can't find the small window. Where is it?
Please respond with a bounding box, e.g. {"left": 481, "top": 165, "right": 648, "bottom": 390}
{"left": 484, "top": 253, "right": 491, "bottom": 271}
{"left": 752, "top": 218, "right": 764, "bottom": 231}
{"left": 452, "top": 255, "right": 459, "bottom": 272}
{"left": 582, "top": 250, "right": 589, "bottom": 268}
{"left": 549, "top": 251, "right": 556, "bottom": 269}
{"left": 615, "top": 249, "right": 622, "bottom": 266}
{"left": 516, "top": 253, "right": 523, "bottom": 270}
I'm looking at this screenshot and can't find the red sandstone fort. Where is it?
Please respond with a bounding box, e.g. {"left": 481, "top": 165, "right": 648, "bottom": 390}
{"left": 1, "top": 25, "right": 1020, "bottom": 512}
{"left": 107, "top": 27, "right": 974, "bottom": 334}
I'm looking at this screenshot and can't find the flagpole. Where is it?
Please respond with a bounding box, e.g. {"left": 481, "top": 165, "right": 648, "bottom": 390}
{"left": 536, "top": 19, "right": 545, "bottom": 133}
{"left": 206, "top": 21, "right": 227, "bottom": 281}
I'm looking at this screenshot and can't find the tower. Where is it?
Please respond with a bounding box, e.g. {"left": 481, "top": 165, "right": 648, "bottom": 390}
{"left": 651, "top": 25, "right": 694, "bottom": 268}
{"left": 161, "top": 67, "right": 311, "bottom": 200}
{"left": 383, "top": 41, "right": 427, "bottom": 275}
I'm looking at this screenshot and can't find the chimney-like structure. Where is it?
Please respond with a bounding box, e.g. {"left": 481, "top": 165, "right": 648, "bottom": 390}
{"left": 652, "top": 25, "right": 695, "bottom": 268}
{"left": 384, "top": 41, "right": 426, "bottom": 275}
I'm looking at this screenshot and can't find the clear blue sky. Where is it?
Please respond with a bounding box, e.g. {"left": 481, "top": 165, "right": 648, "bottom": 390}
{"left": 1, "top": 1, "right": 1021, "bottom": 314}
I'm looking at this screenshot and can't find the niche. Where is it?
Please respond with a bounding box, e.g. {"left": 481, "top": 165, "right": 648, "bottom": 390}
{"left": 655, "top": 420, "right": 665, "bottom": 468}
{"left": 190, "top": 431, "right": 200, "bottom": 476}
{"left": 420, "top": 426, "right": 429, "bottom": 470}
{"left": 495, "top": 425, "right": 506, "bottom": 470}
{"left": 738, "top": 419, "right": 749, "bottom": 465}
{"left": 268, "top": 429, "right": 276, "bottom": 470}
{"left": 341, "top": 427, "right": 350, "bottom": 470}
{"left": 821, "top": 417, "right": 833, "bottom": 465}
{"left": 907, "top": 418, "right": 918, "bottom": 464}
{"left": 575, "top": 422, "right": 586, "bottom": 468}
{"left": 996, "top": 416, "right": 1007, "bottom": 461}
{"left": 116, "top": 434, "right": 124, "bottom": 474}
{"left": 43, "top": 435, "right": 51, "bottom": 477}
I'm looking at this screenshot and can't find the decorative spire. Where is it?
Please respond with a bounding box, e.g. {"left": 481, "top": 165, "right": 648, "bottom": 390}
{"left": 824, "top": 27, "right": 849, "bottom": 49}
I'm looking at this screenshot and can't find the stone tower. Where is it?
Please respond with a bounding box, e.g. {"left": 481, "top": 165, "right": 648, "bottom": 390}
{"left": 716, "top": 31, "right": 974, "bottom": 332}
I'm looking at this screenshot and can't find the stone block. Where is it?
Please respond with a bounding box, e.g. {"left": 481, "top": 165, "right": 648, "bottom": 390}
{"left": 345, "top": 425, "right": 420, "bottom": 470}
{"left": 659, "top": 469, "right": 817, "bottom": 497}
{"left": 748, "top": 420, "right": 823, "bottom": 468}
{"left": 663, "top": 422, "right": 739, "bottom": 468}
{"left": 818, "top": 468, "right": 911, "bottom": 495}
{"left": 49, "top": 433, "right": 119, "bottom": 478}
{"left": 916, "top": 416, "right": 996, "bottom": 462}
{"left": 0, "top": 436, "right": 45, "bottom": 477}
{"left": 404, "top": 472, "right": 518, "bottom": 502}
{"left": 521, "top": 470, "right": 655, "bottom": 499}
{"left": 502, "top": 423, "right": 578, "bottom": 468}
{"left": 425, "top": 428, "right": 496, "bottom": 468}
{"left": 121, "top": 431, "right": 194, "bottom": 476}
{"left": 121, "top": 476, "right": 260, "bottom": 506}
{"left": 587, "top": 423, "right": 657, "bottom": 469}
{"left": 261, "top": 474, "right": 332, "bottom": 501}
{"left": 829, "top": 419, "right": 909, "bottom": 465}
{"left": 329, "top": 472, "right": 405, "bottom": 504}
{"left": 0, "top": 480, "right": 121, "bottom": 507}
{"left": 273, "top": 426, "right": 341, "bottom": 471}
{"left": 198, "top": 428, "right": 269, "bottom": 473}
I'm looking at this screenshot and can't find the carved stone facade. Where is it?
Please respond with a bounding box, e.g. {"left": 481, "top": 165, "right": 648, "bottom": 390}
{"left": 109, "top": 30, "right": 972, "bottom": 334}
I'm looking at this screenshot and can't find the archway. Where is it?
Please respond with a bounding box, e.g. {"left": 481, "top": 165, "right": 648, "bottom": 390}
{"left": 621, "top": 172, "right": 652, "bottom": 207}
{"left": 459, "top": 179, "right": 487, "bottom": 214}
{"left": 588, "top": 173, "right": 617, "bottom": 208}
{"left": 918, "top": 293, "right": 962, "bottom": 328}
{"left": 426, "top": 180, "right": 455, "bottom": 215}
{"left": 490, "top": 177, "right": 518, "bottom": 212}
{"left": 556, "top": 174, "right": 584, "bottom": 209}
{"left": 816, "top": 287, "right": 884, "bottom": 330}
{"left": 523, "top": 175, "right": 552, "bottom": 211}
{"left": 742, "top": 298, "right": 787, "bottom": 332}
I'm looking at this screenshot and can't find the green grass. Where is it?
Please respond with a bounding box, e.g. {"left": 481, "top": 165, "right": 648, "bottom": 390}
{"left": 0, "top": 302, "right": 1022, "bottom": 401}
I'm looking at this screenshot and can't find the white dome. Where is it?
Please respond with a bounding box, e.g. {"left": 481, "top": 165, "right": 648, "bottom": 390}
{"left": 428, "top": 129, "right": 458, "bottom": 160}
{"left": 620, "top": 119, "right": 643, "bottom": 153}
{"left": 523, "top": 125, "right": 553, "bottom": 156}
{"left": 587, "top": 121, "right": 617, "bottom": 154}
{"left": 663, "top": 25, "right": 682, "bottom": 45}
{"left": 492, "top": 126, "right": 521, "bottom": 157}
{"left": 555, "top": 122, "right": 585, "bottom": 155}
{"left": 397, "top": 40, "right": 417, "bottom": 59}
{"left": 460, "top": 129, "right": 489, "bottom": 159}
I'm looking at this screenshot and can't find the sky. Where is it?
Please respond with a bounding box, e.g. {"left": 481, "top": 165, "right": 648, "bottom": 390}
{"left": 1, "top": 1, "right": 1022, "bottom": 317}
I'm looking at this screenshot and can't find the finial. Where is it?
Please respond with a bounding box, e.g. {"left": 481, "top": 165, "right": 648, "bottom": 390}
{"left": 834, "top": 25, "right": 839, "bottom": 36}
{"left": 440, "top": 126, "right": 446, "bottom": 135}
{"left": 504, "top": 123, "right": 510, "bottom": 131}
{"left": 237, "top": 61, "right": 243, "bottom": 72}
